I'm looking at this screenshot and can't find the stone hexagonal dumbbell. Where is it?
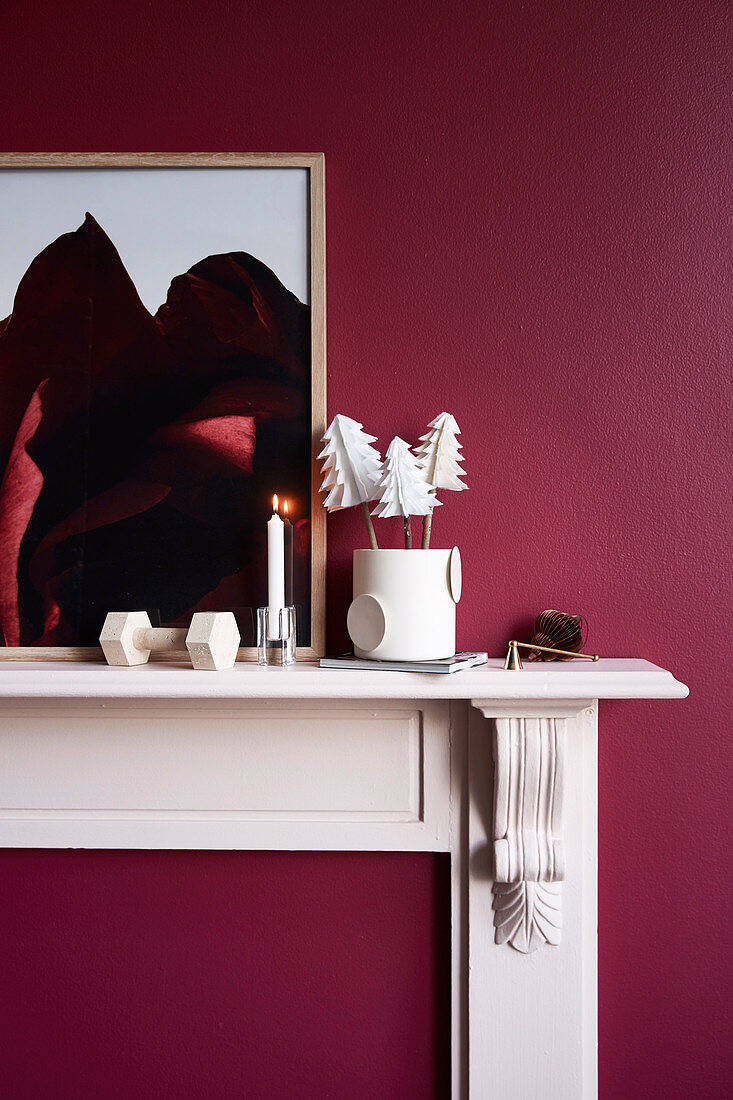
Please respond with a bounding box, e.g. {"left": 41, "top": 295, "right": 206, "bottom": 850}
{"left": 100, "top": 611, "right": 240, "bottom": 670}
{"left": 184, "top": 611, "right": 241, "bottom": 671}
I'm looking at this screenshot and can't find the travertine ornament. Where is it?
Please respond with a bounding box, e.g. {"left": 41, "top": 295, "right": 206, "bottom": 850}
{"left": 100, "top": 611, "right": 240, "bottom": 670}
{"left": 184, "top": 612, "right": 241, "bottom": 670}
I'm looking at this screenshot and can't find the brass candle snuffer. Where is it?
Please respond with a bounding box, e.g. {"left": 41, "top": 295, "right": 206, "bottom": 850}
{"left": 503, "top": 639, "right": 599, "bottom": 670}
{"left": 503, "top": 609, "right": 599, "bottom": 670}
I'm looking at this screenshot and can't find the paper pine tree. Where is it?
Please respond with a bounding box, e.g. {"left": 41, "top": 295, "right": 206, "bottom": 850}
{"left": 372, "top": 437, "right": 441, "bottom": 547}
{"left": 319, "top": 414, "right": 382, "bottom": 510}
{"left": 318, "top": 414, "right": 466, "bottom": 551}
{"left": 413, "top": 412, "right": 467, "bottom": 492}
{"left": 413, "top": 412, "right": 466, "bottom": 548}
{"left": 318, "top": 414, "right": 382, "bottom": 547}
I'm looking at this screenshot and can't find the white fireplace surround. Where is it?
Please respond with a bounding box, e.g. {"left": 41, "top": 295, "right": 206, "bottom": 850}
{"left": 0, "top": 658, "right": 687, "bottom": 1099}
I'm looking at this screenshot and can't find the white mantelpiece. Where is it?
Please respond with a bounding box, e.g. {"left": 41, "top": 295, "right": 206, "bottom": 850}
{"left": 0, "top": 656, "right": 687, "bottom": 699}
{"left": 490, "top": 715, "right": 566, "bottom": 953}
{"left": 0, "top": 658, "right": 687, "bottom": 1099}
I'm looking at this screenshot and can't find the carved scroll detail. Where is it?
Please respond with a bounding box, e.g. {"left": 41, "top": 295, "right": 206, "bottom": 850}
{"left": 492, "top": 717, "right": 565, "bottom": 953}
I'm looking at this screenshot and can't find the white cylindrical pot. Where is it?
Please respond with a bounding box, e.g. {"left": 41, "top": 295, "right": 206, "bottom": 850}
{"left": 347, "top": 547, "right": 462, "bottom": 661}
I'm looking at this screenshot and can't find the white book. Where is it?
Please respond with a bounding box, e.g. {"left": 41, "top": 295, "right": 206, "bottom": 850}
{"left": 319, "top": 651, "right": 489, "bottom": 674}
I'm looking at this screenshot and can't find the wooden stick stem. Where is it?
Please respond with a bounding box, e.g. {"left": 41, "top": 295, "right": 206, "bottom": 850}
{"left": 421, "top": 512, "right": 432, "bottom": 549}
{"left": 404, "top": 516, "right": 412, "bottom": 549}
{"left": 360, "top": 501, "right": 378, "bottom": 549}
{"left": 421, "top": 490, "right": 436, "bottom": 549}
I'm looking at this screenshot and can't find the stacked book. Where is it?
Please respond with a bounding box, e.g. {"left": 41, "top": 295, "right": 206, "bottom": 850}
{"left": 319, "top": 652, "right": 488, "bottom": 674}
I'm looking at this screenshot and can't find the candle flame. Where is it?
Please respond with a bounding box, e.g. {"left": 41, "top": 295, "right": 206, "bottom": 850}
{"left": 283, "top": 499, "right": 289, "bottom": 516}
{"left": 272, "top": 494, "right": 279, "bottom": 513}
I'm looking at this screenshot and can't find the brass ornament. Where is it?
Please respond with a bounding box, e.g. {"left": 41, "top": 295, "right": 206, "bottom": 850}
{"left": 503, "top": 639, "right": 599, "bottom": 671}
{"left": 527, "top": 609, "right": 585, "bottom": 662}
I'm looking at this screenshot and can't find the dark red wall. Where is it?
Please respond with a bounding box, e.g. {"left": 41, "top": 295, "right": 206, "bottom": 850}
{"left": 0, "top": 850, "right": 450, "bottom": 1099}
{"left": 0, "top": 1, "right": 730, "bottom": 1097}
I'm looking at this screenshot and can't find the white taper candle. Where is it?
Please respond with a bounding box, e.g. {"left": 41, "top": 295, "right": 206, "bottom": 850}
{"left": 267, "top": 494, "right": 285, "bottom": 614}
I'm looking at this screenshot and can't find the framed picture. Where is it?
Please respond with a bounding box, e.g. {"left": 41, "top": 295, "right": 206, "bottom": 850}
{"left": 0, "top": 153, "right": 326, "bottom": 659}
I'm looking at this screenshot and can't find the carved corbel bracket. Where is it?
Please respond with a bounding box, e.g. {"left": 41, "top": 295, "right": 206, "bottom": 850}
{"left": 471, "top": 699, "right": 591, "bottom": 954}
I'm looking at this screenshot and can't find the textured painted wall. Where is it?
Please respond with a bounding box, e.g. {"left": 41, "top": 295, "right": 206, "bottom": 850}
{"left": 0, "top": 850, "right": 450, "bottom": 1098}
{"left": 0, "top": 1, "right": 730, "bottom": 1096}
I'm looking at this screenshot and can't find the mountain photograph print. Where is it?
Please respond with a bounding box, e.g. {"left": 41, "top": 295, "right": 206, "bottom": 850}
{"left": 0, "top": 156, "right": 325, "bottom": 655}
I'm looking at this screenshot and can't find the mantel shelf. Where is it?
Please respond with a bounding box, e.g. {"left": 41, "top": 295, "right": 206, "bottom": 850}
{"left": 0, "top": 654, "right": 689, "bottom": 1096}
{"left": 0, "top": 657, "right": 688, "bottom": 701}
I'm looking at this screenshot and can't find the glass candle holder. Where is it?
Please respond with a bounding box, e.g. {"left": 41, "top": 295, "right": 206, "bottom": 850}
{"left": 257, "top": 606, "right": 296, "bottom": 666}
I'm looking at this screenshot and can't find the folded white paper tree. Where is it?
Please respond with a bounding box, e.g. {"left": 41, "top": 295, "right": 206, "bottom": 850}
{"left": 319, "top": 414, "right": 383, "bottom": 547}
{"left": 413, "top": 412, "right": 467, "bottom": 547}
{"left": 372, "top": 437, "right": 441, "bottom": 548}
{"left": 319, "top": 412, "right": 467, "bottom": 550}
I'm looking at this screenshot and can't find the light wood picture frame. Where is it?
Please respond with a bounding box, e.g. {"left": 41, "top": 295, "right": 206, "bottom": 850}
{"left": 0, "top": 153, "right": 326, "bottom": 660}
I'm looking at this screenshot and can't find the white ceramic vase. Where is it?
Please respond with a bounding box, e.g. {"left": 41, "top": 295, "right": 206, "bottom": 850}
{"left": 347, "top": 547, "right": 462, "bottom": 661}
